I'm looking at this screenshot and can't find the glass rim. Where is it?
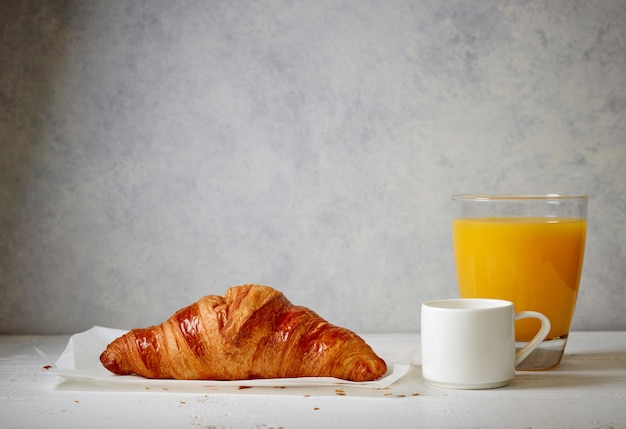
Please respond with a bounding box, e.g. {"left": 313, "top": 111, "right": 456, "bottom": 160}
{"left": 452, "top": 194, "right": 588, "bottom": 202}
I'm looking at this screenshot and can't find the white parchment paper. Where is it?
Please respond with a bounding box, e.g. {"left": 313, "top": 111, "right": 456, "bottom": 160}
{"left": 44, "top": 326, "right": 411, "bottom": 389}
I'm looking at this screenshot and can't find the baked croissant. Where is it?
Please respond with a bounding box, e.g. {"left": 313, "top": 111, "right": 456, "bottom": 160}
{"left": 99, "top": 284, "right": 387, "bottom": 382}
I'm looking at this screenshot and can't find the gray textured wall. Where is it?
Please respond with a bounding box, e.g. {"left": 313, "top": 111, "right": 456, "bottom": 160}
{"left": 1, "top": 0, "right": 625, "bottom": 334}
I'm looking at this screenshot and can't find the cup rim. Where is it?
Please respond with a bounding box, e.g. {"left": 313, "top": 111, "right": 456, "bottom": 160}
{"left": 423, "top": 298, "right": 513, "bottom": 310}
{"left": 452, "top": 194, "right": 588, "bottom": 201}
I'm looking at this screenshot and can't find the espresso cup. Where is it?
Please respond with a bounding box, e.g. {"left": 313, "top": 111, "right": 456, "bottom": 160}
{"left": 421, "top": 298, "right": 550, "bottom": 389}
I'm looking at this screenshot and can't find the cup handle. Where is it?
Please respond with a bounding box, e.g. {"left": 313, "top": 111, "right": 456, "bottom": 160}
{"left": 514, "top": 311, "right": 551, "bottom": 366}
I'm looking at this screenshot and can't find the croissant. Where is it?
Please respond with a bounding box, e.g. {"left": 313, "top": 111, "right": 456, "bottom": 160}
{"left": 99, "top": 284, "right": 387, "bottom": 382}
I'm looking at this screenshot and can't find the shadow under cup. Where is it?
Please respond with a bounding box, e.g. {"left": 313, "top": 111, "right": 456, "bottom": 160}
{"left": 451, "top": 194, "right": 587, "bottom": 370}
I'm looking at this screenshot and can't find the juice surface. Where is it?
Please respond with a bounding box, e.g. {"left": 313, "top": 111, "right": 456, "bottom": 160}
{"left": 453, "top": 217, "right": 586, "bottom": 341}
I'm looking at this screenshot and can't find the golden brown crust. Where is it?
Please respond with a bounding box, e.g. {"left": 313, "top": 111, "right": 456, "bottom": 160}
{"left": 99, "top": 284, "right": 387, "bottom": 381}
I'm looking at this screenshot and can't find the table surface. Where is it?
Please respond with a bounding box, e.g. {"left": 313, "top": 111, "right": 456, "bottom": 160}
{"left": 1, "top": 331, "right": 625, "bottom": 429}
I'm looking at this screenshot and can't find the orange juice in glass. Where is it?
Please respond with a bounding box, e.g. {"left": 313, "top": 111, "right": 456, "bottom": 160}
{"left": 452, "top": 195, "right": 587, "bottom": 370}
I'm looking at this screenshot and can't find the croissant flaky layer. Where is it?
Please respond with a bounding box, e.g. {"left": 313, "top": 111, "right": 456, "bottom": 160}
{"left": 99, "top": 284, "right": 387, "bottom": 381}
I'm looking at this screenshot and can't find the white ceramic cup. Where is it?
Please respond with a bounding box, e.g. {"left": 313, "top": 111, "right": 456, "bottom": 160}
{"left": 421, "top": 298, "right": 551, "bottom": 389}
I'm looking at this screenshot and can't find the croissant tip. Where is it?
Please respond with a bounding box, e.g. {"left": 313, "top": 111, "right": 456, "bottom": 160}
{"left": 355, "top": 360, "right": 388, "bottom": 382}
{"left": 99, "top": 349, "right": 122, "bottom": 374}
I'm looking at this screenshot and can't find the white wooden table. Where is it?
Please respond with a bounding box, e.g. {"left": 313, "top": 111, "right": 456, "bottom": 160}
{"left": 1, "top": 331, "right": 625, "bottom": 428}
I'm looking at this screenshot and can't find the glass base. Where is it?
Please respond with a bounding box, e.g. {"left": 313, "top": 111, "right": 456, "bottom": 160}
{"left": 515, "top": 335, "right": 568, "bottom": 371}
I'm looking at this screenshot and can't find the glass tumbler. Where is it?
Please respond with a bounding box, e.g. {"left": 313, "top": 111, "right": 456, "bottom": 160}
{"left": 452, "top": 194, "right": 587, "bottom": 370}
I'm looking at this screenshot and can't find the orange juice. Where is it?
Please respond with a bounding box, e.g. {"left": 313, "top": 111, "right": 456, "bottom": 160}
{"left": 453, "top": 217, "right": 586, "bottom": 341}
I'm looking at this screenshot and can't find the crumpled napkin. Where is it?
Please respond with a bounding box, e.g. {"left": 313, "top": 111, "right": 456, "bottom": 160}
{"left": 42, "top": 326, "right": 411, "bottom": 389}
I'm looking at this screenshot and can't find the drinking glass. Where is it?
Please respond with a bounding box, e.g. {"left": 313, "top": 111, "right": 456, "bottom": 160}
{"left": 452, "top": 194, "right": 587, "bottom": 370}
